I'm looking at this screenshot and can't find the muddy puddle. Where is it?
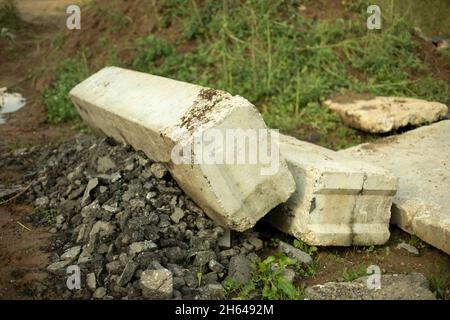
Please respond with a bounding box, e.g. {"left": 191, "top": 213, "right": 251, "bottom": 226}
{"left": 0, "top": 88, "right": 26, "bottom": 124}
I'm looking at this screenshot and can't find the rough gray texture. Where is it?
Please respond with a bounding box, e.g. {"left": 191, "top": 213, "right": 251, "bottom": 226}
{"left": 278, "top": 241, "right": 312, "bottom": 266}
{"left": 305, "top": 273, "right": 436, "bottom": 300}
{"left": 140, "top": 268, "right": 173, "bottom": 300}
{"left": 227, "top": 254, "right": 252, "bottom": 284}
{"left": 0, "top": 137, "right": 264, "bottom": 300}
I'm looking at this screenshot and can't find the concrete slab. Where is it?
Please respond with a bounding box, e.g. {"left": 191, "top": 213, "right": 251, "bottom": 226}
{"left": 69, "top": 67, "right": 295, "bottom": 232}
{"left": 266, "top": 134, "right": 397, "bottom": 246}
{"left": 324, "top": 96, "right": 448, "bottom": 133}
{"left": 340, "top": 120, "right": 450, "bottom": 254}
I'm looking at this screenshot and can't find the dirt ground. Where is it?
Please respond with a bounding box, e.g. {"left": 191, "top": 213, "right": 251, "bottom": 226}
{"left": 0, "top": 1, "right": 77, "bottom": 299}
{"left": 0, "top": 1, "right": 449, "bottom": 300}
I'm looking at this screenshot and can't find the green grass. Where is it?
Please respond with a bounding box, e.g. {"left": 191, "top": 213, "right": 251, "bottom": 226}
{"left": 408, "top": 234, "right": 426, "bottom": 249}
{"left": 224, "top": 254, "right": 305, "bottom": 300}
{"left": 293, "top": 239, "right": 318, "bottom": 256}
{"left": 8, "top": 138, "right": 36, "bottom": 151}
{"left": 0, "top": 0, "right": 23, "bottom": 32}
{"left": 428, "top": 271, "right": 449, "bottom": 300}
{"left": 44, "top": 0, "right": 449, "bottom": 149}
{"left": 40, "top": 208, "right": 58, "bottom": 225}
{"left": 43, "top": 55, "right": 89, "bottom": 124}
{"left": 341, "top": 265, "right": 367, "bottom": 282}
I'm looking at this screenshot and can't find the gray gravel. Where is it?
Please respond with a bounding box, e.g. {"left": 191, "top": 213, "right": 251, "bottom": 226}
{"left": 0, "top": 136, "right": 268, "bottom": 300}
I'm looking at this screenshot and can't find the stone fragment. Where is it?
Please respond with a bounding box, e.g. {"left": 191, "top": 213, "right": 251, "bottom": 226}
{"left": 200, "top": 284, "right": 225, "bottom": 300}
{"left": 140, "top": 268, "right": 173, "bottom": 299}
{"left": 278, "top": 241, "right": 312, "bottom": 266}
{"left": 208, "top": 259, "right": 224, "bottom": 273}
{"left": 93, "top": 287, "right": 106, "bottom": 299}
{"left": 97, "top": 156, "right": 116, "bottom": 173}
{"left": 396, "top": 242, "right": 419, "bottom": 255}
{"left": 247, "top": 236, "right": 263, "bottom": 251}
{"left": 35, "top": 196, "right": 49, "bottom": 207}
{"left": 86, "top": 272, "right": 96, "bottom": 291}
{"left": 324, "top": 96, "right": 448, "bottom": 133}
{"left": 47, "top": 260, "right": 71, "bottom": 272}
{"left": 81, "top": 178, "right": 98, "bottom": 207}
{"left": 170, "top": 207, "right": 185, "bottom": 223}
{"left": 150, "top": 163, "right": 168, "bottom": 179}
{"left": 61, "top": 246, "right": 81, "bottom": 262}
{"left": 129, "top": 240, "right": 157, "bottom": 256}
{"left": 227, "top": 254, "right": 251, "bottom": 284}
{"left": 218, "top": 229, "right": 231, "bottom": 248}
{"left": 117, "top": 260, "right": 138, "bottom": 286}
{"left": 69, "top": 67, "right": 295, "bottom": 231}
{"left": 89, "top": 221, "right": 115, "bottom": 239}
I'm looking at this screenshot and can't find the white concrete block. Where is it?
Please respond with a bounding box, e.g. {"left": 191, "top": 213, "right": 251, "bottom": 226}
{"left": 69, "top": 67, "right": 295, "bottom": 232}
{"left": 266, "top": 134, "right": 398, "bottom": 246}
{"left": 340, "top": 120, "right": 450, "bottom": 254}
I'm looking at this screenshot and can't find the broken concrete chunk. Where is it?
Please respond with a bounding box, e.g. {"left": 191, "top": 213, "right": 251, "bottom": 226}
{"left": 69, "top": 67, "right": 295, "bottom": 232}
{"left": 227, "top": 254, "right": 252, "bottom": 284}
{"left": 81, "top": 178, "right": 98, "bottom": 207}
{"left": 170, "top": 207, "right": 185, "bottom": 223}
{"left": 340, "top": 120, "right": 450, "bottom": 254}
{"left": 150, "top": 163, "right": 168, "bottom": 179}
{"left": 47, "top": 260, "right": 71, "bottom": 273}
{"left": 278, "top": 241, "right": 312, "bottom": 265}
{"left": 266, "top": 134, "right": 398, "bottom": 246}
{"left": 140, "top": 268, "right": 173, "bottom": 300}
{"left": 324, "top": 96, "right": 448, "bottom": 133}
{"left": 129, "top": 240, "right": 157, "bottom": 256}
{"left": 61, "top": 246, "right": 81, "bottom": 262}
{"left": 86, "top": 272, "right": 97, "bottom": 291}
{"left": 117, "top": 260, "right": 138, "bottom": 286}
{"left": 97, "top": 156, "right": 116, "bottom": 173}
{"left": 396, "top": 242, "right": 419, "bottom": 256}
{"left": 218, "top": 229, "right": 231, "bottom": 248}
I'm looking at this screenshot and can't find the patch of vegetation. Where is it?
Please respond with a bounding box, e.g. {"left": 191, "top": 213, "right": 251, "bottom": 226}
{"left": 8, "top": 138, "right": 35, "bottom": 151}
{"left": 428, "top": 270, "right": 449, "bottom": 300}
{"left": 0, "top": 0, "right": 23, "bottom": 32}
{"left": 43, "top": 55, "right": 89, "bottom": 124}
{"left": 130, "top": 1, "right": 448, "bottom": 148}
{"left": 293, "top": 239, "right": 318, "bottom": 256}
{"left": 408, "top": 234, "right": 426, "bottom": 249}
{"left": 341, "top": 265, "right": 367, "bottom": 282}
{"left": 45, "top": 1, "right": 449, "bottom": 148}
{"left": 224, "top": 254, "right": 305, "bottom": 300}
{"left": 268, "top": 237, "right": 280, "bottom": 248}
{"left": 40, "top": 208, "right": 58, "bottom": 225}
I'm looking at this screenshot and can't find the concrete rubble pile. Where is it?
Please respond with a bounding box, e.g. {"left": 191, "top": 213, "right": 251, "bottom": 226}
{"left": 70, "top": 68, "right": 404, "bottom": 246}
{"left": 2, "top": 137, "right": 275, "bottom": 299}
{"left": 69, "top": 67, "right": 448, "bottom": 254}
